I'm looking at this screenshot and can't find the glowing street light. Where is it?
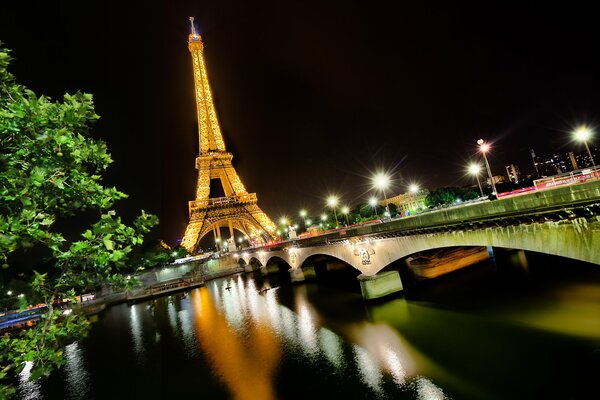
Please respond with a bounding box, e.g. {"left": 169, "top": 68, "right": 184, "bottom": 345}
{"left": 468, "top": 163, "right": 484, "bottom": 197}
{"left": 341, "top": 206, "right": 350, "bottom": 226}
{"left": 299, "top": 209, "right": 308, "bottom": 228}
{"left": 408, "top": 183, "right": 419, "bottom": 194}
{"left": 573, "top": 126, "right": 596, "bottom": 170}
{"left": 477, "top": 139, "right": 497, "bottom": 196}
{"left": 372, "top": 173, "right": 391, "bottom": 218}
{"left": 369, "top": 196, "right": 378, "bottom": 216}
{"left": 215, "top": 237, "right": 221, "bottom": 252}
{"left": 327, "top": 196, "right": 339, "bottom": 227}
{"left": 320, "top": 213, "right": 327, "bottom": 221}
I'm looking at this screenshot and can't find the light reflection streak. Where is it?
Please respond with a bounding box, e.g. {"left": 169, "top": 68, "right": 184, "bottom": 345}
{"left": 17, "top": 361, "right": 41, "bottom": 400}
{"left": 415, "top": 376, "right": 448, "bottom": 400}
{"left": 319, "top": 328, "right": 343, "bottom": 369}
{"left": 167, "top": 301, "right": 178, "bottom": 333}
{"left": 348, "top": 323, "right": 417, "bottom": 388}
{"left": 64, "top": 342, "right": 91, "bottom": 399}
{"left": 191, "top": 287, "right": 281, "bottom": 400}
{"left": 130, "top": 304, "right": 144, "bottom": 356}
{"left": 353, "top": 344, "right": 383, "bottom": 395}
{"left": 297, "top": 303, "right": 318, "bottom": 356}
{"left": 178, "top": 308, "right": 197, "bottom": 355}
{"left": 384, "top": 348, "right": 406, "bottom": 386}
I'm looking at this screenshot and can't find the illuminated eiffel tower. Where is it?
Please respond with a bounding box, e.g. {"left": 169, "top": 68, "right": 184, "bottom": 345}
{"left": 180, "top": 17, "right": 276, "bottom": 252}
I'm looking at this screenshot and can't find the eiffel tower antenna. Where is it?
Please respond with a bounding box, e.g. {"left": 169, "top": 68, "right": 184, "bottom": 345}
{"left": 181, "top": 19, "right": 276, "bottom": 252}
{"left": 189, "top": 16, "right": 197, "bottom": 37}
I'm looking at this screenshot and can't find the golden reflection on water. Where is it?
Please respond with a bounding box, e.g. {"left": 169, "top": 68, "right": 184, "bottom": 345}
{"left": 188, "top": 277, "right": 449, "bottom": 399}
{"left": 191, "top": 286, "right": 281, "bottom": 400}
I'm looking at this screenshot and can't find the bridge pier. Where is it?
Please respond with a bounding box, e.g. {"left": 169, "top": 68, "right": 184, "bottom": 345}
{"left": 357, "top": 271, "right": 403, "bottom": 300}
{"left": 289, "top": 265, "right": 316, "bottom": 283}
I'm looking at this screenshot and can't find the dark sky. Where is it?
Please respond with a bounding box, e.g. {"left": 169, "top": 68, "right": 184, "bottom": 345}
{"left": 2, "top": 1, "right": 600, "bottom": 245}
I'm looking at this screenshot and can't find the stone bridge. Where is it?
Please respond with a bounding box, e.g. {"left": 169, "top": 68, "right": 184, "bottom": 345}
{"left": 217, "top": 180, "right": 600, "bottom": 299}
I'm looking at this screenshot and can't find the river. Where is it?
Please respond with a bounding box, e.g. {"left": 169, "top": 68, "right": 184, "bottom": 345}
{"left": 18, "top": 251, "right": 600, "bottom": 399}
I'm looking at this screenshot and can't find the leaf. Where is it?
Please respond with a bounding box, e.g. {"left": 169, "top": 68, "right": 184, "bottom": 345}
{"left": 103, "top": 238, "right": 114, "bottom": 251}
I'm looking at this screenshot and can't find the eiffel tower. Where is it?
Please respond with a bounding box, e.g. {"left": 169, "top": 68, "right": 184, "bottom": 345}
{"left": 180, "top": 18, "right": 276, "bottom": 252}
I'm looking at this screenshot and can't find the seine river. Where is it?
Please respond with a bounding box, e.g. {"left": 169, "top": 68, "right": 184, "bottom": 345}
{"left": 18, "top": 251, "right": 600, "bottom": 399}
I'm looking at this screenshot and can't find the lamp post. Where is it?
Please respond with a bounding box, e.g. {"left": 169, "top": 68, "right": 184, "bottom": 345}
{"left": 408, "top": 183, "right": 419, "bottom": 194}
{"left": 574, "top": 126, "right": 596, "bottom": 171}
{"left": 477, "top": 139, "right": 497, "bottom": 196}
{"left": 468, "top": 163, "right": 484, "bottom": 197}
{"left": 373, "top": 173, "right": 391, "bottom": 218}
{"left": 327, "top": 196, "right": 339, "bottom": 227}
{"left": 215, "top": 237, "right": 221, "bottom": 253}
{"left": 299, "top": 209, "right": 308, "bottom": 229}
{"left": 341, "top": 206, "right": 350, "bottom": 226}
{"left": 320, "top": 213, "right": 328, "bottom": 229}
{"left": 369, "top": 196, "right": 378, "bottom": 217}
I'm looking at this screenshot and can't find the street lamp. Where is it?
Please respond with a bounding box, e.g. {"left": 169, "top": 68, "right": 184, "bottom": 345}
{"left": 327, "top": 196, "right": 339, "bottom": 227}
{"left": 373, "top": 173, "right": 391, "bottom": 218}
{"left": 215, "top": 237, "right": 221, "bottom": 252}
{"left": 573, "top": 126, "right": 596, "bottom": 171}
{"left": 477, "top": 139, "right": 497, "bottom": 196}
{"left": 320, "top": 213, "right": 328, "bottom": 228}
{"left": 341, "top": 206, "right": 350, "bottom": 226}
{"left": 408, "top": 183, "right": 419, "bottom": 194}
{"left": 299, "top": 209, "right": 308, "bottom": 228}
{"left": 468, "top": 163, "right": 484, "bottom": 197}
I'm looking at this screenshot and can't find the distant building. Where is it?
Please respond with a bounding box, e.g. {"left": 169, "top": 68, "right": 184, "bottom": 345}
{"left": 490, "top": 175, "right": 506, "bottom": 185}
{"left": 574, "top": 146, "right": 599, "bottom": 169}
{"left": 530, "top": 149, "right": 541, "bottom": 175}
{"left": 537, "top": 152, "right": 569, "bottom": 176}
{"left": 381, "top": 190, "right": 429, "bottom": 216}
{"left": 531, "top": 146, "right": 599, "bottom": 178}
{"left": 505, "top": 164, "right": 521, "bottom": 183}
{"left": 567, "top": 151, "right": 579, "bottom": 171}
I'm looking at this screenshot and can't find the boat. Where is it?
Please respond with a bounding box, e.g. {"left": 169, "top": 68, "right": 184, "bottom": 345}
{"left": 0, "top": 305, "right": 48, "bottom": 332}
{"left": 126, "top": 277, "right": 204, "bottom": 302}
{"left": 406, "top": 246, "right": 490, "bottom": 280}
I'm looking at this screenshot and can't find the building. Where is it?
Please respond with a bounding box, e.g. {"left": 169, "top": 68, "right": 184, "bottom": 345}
{"left": 505, "top": 164, "right": 521, "bottom": 183}
{"left": 537, "top": 152, "right": 569, "bottom": 176}
{"left": 531, "top": 145, "right": 599, "bottom": 178}
{"left": 566, "top": 151, "right": 579, "bottom": 171}
{"left": 381, "top": 190, "right": 429, "bottom": 216}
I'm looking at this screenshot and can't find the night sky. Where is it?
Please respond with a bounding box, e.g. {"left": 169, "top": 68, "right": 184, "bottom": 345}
{"left": 2, "top": 1, "right": 600, "bottom": 245}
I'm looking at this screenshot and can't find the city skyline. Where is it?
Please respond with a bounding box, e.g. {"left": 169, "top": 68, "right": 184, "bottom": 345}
{"left": 2, "top": 1, "right": 600, "bottom": 244}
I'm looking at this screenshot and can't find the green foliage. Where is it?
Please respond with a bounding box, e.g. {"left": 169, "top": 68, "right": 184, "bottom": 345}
{"left": 0, "top": 46, "right": 160, "bottom": 396}
{"left": 425, "top": 187, "right": 479, "bottom": 207}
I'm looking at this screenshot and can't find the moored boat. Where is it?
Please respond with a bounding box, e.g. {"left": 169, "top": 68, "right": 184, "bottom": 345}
{"left": 406, "top": 246, "right": 490, "bottom": 280}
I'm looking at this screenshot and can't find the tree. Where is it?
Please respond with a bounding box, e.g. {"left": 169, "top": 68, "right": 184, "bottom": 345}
{"left": 0, "top": 46, "right": 159, "bottom": 397}
{"left": 425, "top": 187, "right": 479, "bottom": 208}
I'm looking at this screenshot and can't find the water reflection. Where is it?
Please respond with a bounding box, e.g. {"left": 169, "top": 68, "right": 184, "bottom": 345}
{"left": 129, "top": 304, "right": 144, "bottom": 358}
{"left": 17, "top": 361, "right": 41, "bottom": 400}
{"left": 191, "top": 287, "right": 282, "bottom": 400}
{"left": 353, "top": 345, "right": 384, "bottom": 395}
{"left": 187, "top": 275, "right": 448, "bottom": 399}
{"left": 319, "top": 327, "right": 343, "bottom": 369}
{"left": 64, "top": 342, "right": 90, "bottom": 400}
{"left": 413, "top": 376, "right": 449, "bottom": 400}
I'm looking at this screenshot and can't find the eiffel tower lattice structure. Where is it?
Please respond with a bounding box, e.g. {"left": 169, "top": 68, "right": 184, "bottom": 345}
{"left": 180, "top": 18, "right": 277, "bottom": 252}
